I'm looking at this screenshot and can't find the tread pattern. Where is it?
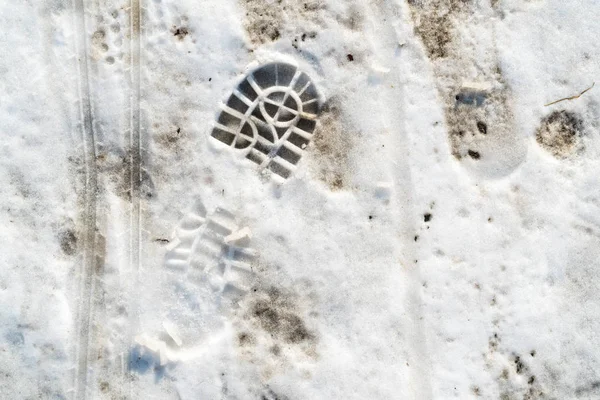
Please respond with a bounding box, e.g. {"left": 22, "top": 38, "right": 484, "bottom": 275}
{"left": 165, "top": 200, "right": 257, "bottom": 297}
{"left": 211, "top": 62, "right": 321, "bottom": 179}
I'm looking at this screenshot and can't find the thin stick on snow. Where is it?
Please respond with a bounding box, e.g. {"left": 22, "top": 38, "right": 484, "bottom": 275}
{"left": 545, "top": 82, "right": 595, "bottom": 107}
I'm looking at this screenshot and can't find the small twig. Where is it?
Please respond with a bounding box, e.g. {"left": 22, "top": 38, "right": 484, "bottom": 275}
{"left": 545, "top": 82, "right": 595, "bottom": 107}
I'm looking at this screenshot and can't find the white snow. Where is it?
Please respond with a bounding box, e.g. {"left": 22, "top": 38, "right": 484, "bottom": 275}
{"left": 1, "top": 0, "right": 600, "bottom": 399}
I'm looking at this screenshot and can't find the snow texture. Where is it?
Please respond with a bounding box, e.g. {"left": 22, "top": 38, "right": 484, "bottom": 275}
{"left": 1, "top": 0, "right": 600, "bottom": 399}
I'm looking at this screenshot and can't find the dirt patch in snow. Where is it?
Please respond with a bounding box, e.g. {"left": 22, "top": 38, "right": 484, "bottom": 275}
{"left": 309, "top": 98, "right": 356, "bottom": 190}
{"left": 407, "top": 0, "right": 473, "bottom": 59}
{"left": 58, "top": 228, "right": 78, "bottom": 256}
{"left": 242, "top": 284, "right": 316, "bottom": 346}
{"left": 536, "top": 110, "right": 583, "bottom": 158}
{"left": 235, "top": 280, "right": 319, "bottom": 379}
{"left": 96, "top": 146, "right": 154, "bottom": 202}
{"left": 240, "top": 0, "right": 324, "bottom": 45}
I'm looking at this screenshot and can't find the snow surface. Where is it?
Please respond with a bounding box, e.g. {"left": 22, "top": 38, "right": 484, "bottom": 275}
{"left": 1, "top": 0, "right": 600, "bottom": 399}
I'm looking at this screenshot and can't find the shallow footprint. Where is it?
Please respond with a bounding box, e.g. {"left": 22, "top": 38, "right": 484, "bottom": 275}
{"left": 407, "top": 1, "right": 527, "bottom": 178}
{"left": 137, "top": 198, "right": 260, "bottom": 359}
{"left": 164, "top": 198, "right": 258, "bottom": 299}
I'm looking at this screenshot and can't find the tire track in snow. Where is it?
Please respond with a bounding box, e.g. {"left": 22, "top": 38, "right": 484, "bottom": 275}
{"left": 126, "top": 0, "right": 143, "bottom": 396}
{"left": 71, "top": 0, "right": 100, "bottom": 398}
{"left": 371, "top": 1, "right": 434, "bottom": 398}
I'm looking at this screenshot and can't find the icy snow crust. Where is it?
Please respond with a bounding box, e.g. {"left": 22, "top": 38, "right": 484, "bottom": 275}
{"left": 1, "top": 0, "right": 600, "bottom": 399}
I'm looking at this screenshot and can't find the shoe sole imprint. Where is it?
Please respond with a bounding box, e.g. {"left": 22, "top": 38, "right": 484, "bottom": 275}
{"left": 211, "top": 62, "right": 322, "bottom": 180}
{"left": 164, "top": 200, "right": 257, "bottom": 298}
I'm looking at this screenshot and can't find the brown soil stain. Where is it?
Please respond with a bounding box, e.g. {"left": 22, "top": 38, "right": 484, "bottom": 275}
{"left": 309, "top": 98, "right": 356, "bottom": 190}
{"left": 484, "top": 332, "right": 547, "bottom": 399}
{"left": 239, "top": 0, "right": 327, "bottom": 46}
{"left": 249, "top": 287, "right": 314, "bottom": 345}
{"left": 96, "top": 147, "right": 154, "bottom": 202}
{"left": 171, "top": 25, "right": 189, "bottom": 41}
{"left": 407, "top": 0, "right": 473, "bottom": 59}
{"left": 154, "top": 125, "right": 188, "bottom": 153}
{"left": 536, "top": 110, "right": 584, "bottom": 158}
{"left": 58, "top": 228, "right": 78, "bottom": 256}
{"left": 240, "top": 0, "right": 366, "bottom": 47}
{"left": 234, "top": 280, "right": 319, "bottom": 379}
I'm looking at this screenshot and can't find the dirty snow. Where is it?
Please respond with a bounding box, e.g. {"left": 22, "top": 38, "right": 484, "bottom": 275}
{"left": 1, "top": 0, "right": 600, "bottom": 399}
